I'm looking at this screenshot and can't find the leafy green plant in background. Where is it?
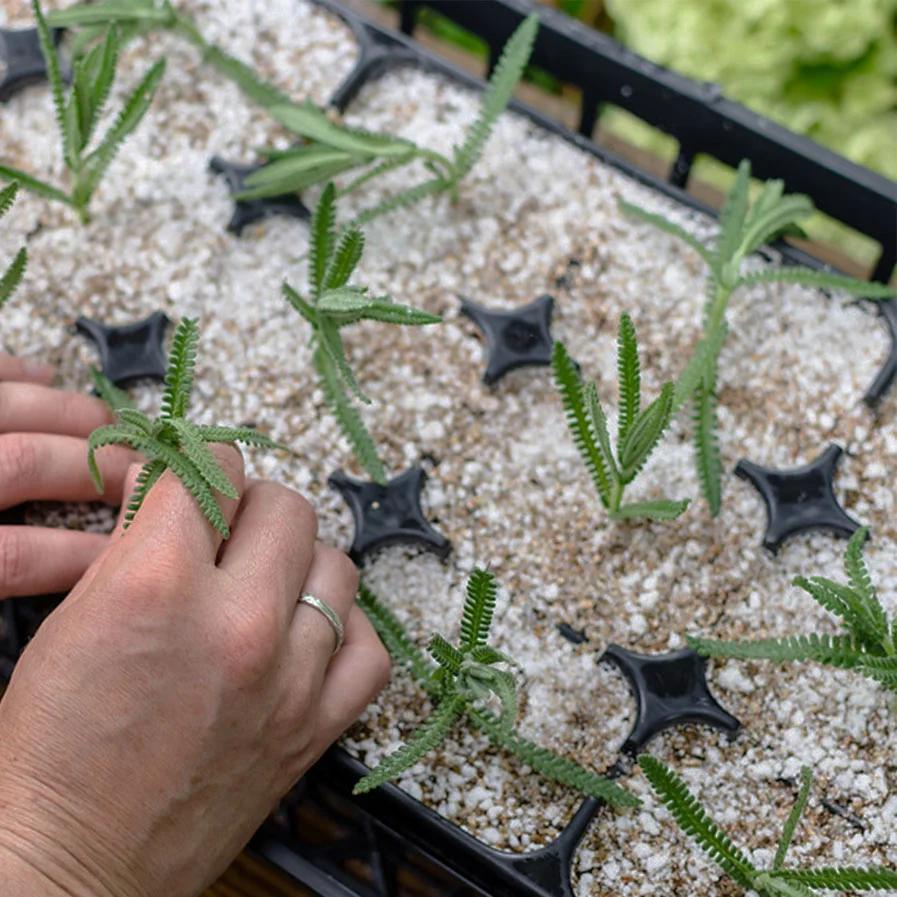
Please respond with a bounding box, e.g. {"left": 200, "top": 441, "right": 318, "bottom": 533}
{"left": 282, "top": 183, "right": 441, "bottom": 485}
{"left": 356, "top": 568, "right": 639, "bottom": 805}
{"left": 88, "top": 318, "right": 284, "bottom": 537}
{"left": 603, "top": 0, "right": 897, "bottom": 184}
{"left": 46, "top": 0, "right": 291, "bottom": 109}
{"left": 235, "top": 14, "right": 539, "bottom": 228}
{"left": 689, "top": 527, "right": 897, "bottom": 700}
{"left": 553, "top": 313, "right": 691, "bottom": 522}
{"left": 0, "top": 183, "right": 27, "bottom": 313}
{"left": 621, "top": 159, "right": 895, "bottom": 515}
{"left": 640, "top": 756, "right": 897, "bottom": 895}
{"left": 0, "top": 1, "right": 165, "bottom": 225}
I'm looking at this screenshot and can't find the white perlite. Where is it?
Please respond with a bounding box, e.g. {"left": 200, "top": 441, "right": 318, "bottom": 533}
{"left": 1, "top": 2, "right": 894, "bottom": 894}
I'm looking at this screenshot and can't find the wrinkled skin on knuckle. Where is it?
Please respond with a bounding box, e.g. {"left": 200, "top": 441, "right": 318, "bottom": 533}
{"left": 271, "top": 486, "right": 318, "bottom": 547}
{"left": 211, "top": 600, "right": 282, "bottom": 688}
{"left": 0, "top": 529, "right": 25, "bottom": 598}
{"left": 0, "top": 433, "right": 39, "bottom": 491}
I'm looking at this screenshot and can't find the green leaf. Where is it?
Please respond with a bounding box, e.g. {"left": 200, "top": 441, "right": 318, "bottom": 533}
{"left": 338, "top": 156, "right": 420, "bottom": 198}
{"left": 618, "top": 382, "right": 675, "bottom": 478}
{"left": 353, "top": 695, "right": 465, "bottom": 794}
{"left": 282, "top": 282, "right": 317, "bottom": 325}
{"left": 202, "top": 45, "right": 291, "bottom": 109}
{"left": 451, "top": 14, "right": 539, "bottom": 181}
{"left": 612, "top": 499, "right": 690, "bottom": 521}
{"left": 616, "top": 312, "right": 641, "bottom": 444}
{"left": 83, "top": 57, "right": 166, "bottom": 199}
{"left": 618, "top": 199, "right": 714, "bottom": 267}
{"left": 473, "top": 708, "right": 640, "bottom": 806}
{"left": 239, "top": 146, "right": 358, "bottom": 196}
{"left": 351, "top": 176, "right": 449, "bottom": 229}
{"left": 795, "top": 576, "right": 886, "bottom": 654}
{"left": 639, "top": 754, "right": 757, "bottom": 889}
{"left": 114, "top": 407, "right": 155, "bottom": 436}
{"left": 672, "top": 323, "right": 728, "bottom": 412}
{"left": 197, "top": 426, "right": 283, "bottom": 452}
{"left": 122, "top": 458, "right": 165, "bottom": 529}
{"left": 468, "top": 645, "right": 513, "bottom": 666}
{"left": 463, "top": 663, "right": 517, "bottom": 733}
{"left": 774, "top": 766, "right": 811, "bottom": 871}
{"left": 0, "top": 248, "right": 27, "bottom": 311}
{"left": 313, "top": 346, "right": 385, "bottom": 484}
{"left": 692, "top": 375, "right": 722, "bottom": 515}
{"left": 739, "top": 193, "right": 814, "bottom": 258}
{"left": 459, "top": 567, "right": 498, "bottom": 651}
{"left": 584, "top": 380, "right": 617, "bottom": 476}
{"left": 269, "top": 101, "right": 418, "bottom": 159}
{"left": 309, "top": 183, "right": 337, "bottom": 299}
{"left": 316, "top": 286, "right": 377, "bottom": 314}
{"left": 737, "top": 265, "right": 896, "bottom": 299}
{"left": 168, "top": 419, "right": 239, "bottom": 499}
{"left": 83, "top": 26, "right": 119, "bottom": 147}
{"left": 427, "top": 633, "right": 464, "bottom": 676}
{"left": 552, "top": 342, "right": 612, "bottom": 507}
{"left": 715, "top": 159, "right": 751, "bottom": 277}
{"left": 687, "top": 633, "right": 862, "bottom": 667}
{"left": 318, "top": 316, "right": 369, "bottom": 404}
{"left": 87, "top": 422, "right": 147, "bottom": 490}
{"left": 0, "top": 165, "right": 72, "bottom": 206}
{"left": 142, "top": 437, "right": 230, "bottom": 537}
{"left": 91, "top": 367, "right": 136, "bottom": 412}
{"left": 356, "top": 581, "right": 435, "bottom": 686}
{"left": 160, "top": 317, "right": 200, "bottom": 420}
{"left": 46, "top": 1, "right": 173, "bottom": 28}
{"left": 0, "top": 182, "right": 20, "bottom": 220}
{"left": 353, "top": 300, "right": 441, "bottom": 327}
{"left": 32, "top": 0, "right": 68, "bottom": 161}
{"left": 323, "top": 228, "right": 364, "bottom": 291}
{"left": 775, "top": 867, "right": 897, "bottom": 892}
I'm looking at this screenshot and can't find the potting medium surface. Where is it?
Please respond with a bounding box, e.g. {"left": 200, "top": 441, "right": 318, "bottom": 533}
{"left": 1, "top": 2, "right": 894, "bottom": 894}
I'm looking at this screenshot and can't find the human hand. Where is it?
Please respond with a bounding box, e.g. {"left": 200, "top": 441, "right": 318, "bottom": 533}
{"left": 0, "top": 443, "right": 390, "bottom": 897}
{"left": 0, "top": 353, "right": 137, "bottom": 598}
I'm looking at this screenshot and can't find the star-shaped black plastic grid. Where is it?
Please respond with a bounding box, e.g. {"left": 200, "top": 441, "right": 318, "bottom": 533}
{"left": 0, "top": 26, "right": 63, "bottom": 103}
{"left": 600, "top": 644, "right": 740, "bottom": 756}
{"left": 328, "top": 467, "right": 450, "bottom": 564}
{"left": 865, "top": 298, "right": 897, "bottom": 406}
{"left": 460, "top": 293, "right": 555, "bottom": 384}
{"left": 75, "top": 310, "right": 170, "bottom": 386}
{"left": 209, "top": 156, "right": 310, "bottom": 236}
{"left": 735, "top": 443, "right": 862, "bottom": 554}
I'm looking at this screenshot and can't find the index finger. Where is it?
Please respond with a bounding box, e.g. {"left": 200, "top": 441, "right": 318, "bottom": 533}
{"left": 122, "top": 442, "right": 245, "bottom": 564}
{"left": 0, "top": 354, "right": 54, "bottom": 386}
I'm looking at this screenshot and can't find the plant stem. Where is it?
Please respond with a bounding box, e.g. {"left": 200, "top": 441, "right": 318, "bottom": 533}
{"left": 704, "top": 282, "right": 732, "bottom": 336}
{"left": 608, "top": 478, "right": 624, "bottom": 516}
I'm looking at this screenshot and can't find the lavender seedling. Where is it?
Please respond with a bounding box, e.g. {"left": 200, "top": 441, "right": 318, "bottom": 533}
{"left": 234, "top": 14, "right": 540, "bottom": 229}
{"left": 88, "top": 318, "right": 284, "bottom": 537}
{"left": 689, "top": 527, "right": 897, "bottom": 701}
{"left": 355, "top": 569, "right": 639, "bottom": 806}
{"left": 47, "top": 0, "right": 290, "bottom": 109}
{"left": 553, "top": 314, "right": 691, "bottom": 522}
{"left": 283, "top": 183, "right": 441, "bottom": 484}
{"left": 0, "top": 1, "right": 165, "bottom": 225}
{"left": 640, "top": 756, "right": 897, "bottom": 895}
{"left": 0, "top": 183, "right": 27, "bottom": 312}
{"left": 621, "top": 160, "right": 895, "bottom": 515}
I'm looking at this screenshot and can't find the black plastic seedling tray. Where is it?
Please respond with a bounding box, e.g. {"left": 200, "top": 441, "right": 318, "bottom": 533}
{"left": 1, "top": 1, "right": 895, "bottom": 896}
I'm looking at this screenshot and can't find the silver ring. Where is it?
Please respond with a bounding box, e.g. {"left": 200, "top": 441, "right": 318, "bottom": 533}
{"left": 298, "top": 594, "right": 345, "bottom": 654}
